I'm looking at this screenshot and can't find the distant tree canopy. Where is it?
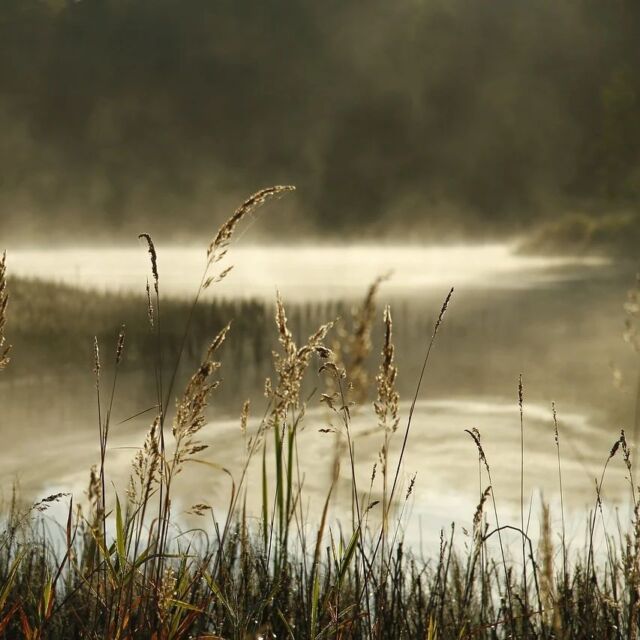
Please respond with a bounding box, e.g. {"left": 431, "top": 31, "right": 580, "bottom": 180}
{"left": 1, "top": 0, "right": 640, "bottom": 242}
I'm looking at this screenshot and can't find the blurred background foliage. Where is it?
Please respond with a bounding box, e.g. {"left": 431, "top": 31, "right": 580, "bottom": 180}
{"left": 1, "top": 0, "right": 640, "bottom": 248}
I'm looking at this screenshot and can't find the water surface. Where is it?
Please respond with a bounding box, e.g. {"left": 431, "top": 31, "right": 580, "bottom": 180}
{"left": 1, "top": 243, "right": 635, "bottom": 548}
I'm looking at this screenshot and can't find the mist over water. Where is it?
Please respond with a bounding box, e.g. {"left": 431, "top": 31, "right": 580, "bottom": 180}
{"left": 8, "top": 243, "right": 607, "bottom": 299}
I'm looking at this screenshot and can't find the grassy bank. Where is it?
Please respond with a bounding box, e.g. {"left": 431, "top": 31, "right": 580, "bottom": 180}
{"left": 1, "top": 191, "right": 640, "bottom": 639}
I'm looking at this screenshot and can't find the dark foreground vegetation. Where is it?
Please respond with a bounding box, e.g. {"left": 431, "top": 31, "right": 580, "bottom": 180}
{"left": 1, "top": 189, "right": 640, "bottom": 639}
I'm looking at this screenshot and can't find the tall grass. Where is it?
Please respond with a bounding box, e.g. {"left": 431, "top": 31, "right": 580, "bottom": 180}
{"left": 1, "top": 196, "right": 640, "bottom": 639}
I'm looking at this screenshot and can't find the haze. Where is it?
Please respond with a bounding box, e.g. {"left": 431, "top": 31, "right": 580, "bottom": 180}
{"left": 2, "top": 0, "right": 640, "bottom": 244}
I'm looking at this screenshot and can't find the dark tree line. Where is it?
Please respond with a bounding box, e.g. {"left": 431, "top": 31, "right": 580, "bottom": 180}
{"left": 1, "top": 0, "right": 640, "bottom": 241}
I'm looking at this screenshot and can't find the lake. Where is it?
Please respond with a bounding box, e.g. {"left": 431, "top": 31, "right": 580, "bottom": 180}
{"left": 1, "top": 243, "right": 637, "bottom": 547}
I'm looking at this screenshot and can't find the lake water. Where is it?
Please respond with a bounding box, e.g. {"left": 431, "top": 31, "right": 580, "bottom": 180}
{"left": 1, "top": 243, "right": 637, "bottom": 548}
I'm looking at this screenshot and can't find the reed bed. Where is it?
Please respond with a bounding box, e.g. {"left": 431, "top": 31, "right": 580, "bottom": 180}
{"left": 1, "top": 189, "right": 640, "bottom": 639}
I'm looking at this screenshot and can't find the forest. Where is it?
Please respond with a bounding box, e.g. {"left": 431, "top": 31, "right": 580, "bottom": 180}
{"left": 1, "top": 0, "right": 640, "bottom": 243}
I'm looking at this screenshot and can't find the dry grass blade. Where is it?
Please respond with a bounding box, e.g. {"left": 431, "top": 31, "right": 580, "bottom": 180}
{"left": 387, "top": 287, "right": 454, "bottom": 510}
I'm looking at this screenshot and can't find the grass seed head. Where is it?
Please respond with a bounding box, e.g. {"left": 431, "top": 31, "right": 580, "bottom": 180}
{"left": 406, "top": 473, "right": 417, "bottom": 500}
{"left": 145, "top": 280, "right": 155, "bottom": 327}
{"left": 329, "top": 273, "right": 390, "bottom": 404}
{"left": 172, "top": 323, "right": 230, "bottom": 469}
{"left": 518, "top": 373, "right": 524, "bottom": 410}
{"left": 207, "top": 185, "right": 295, "bottom": 265}
{"left": 465, "top": 427, "right": 489, "bottom": 472}
{"left": 32, "top": 492, "right": 70, "bottom": 513}
{"left": 138, "top": 233, "right": 159, "bottom": 294}
{"left": 115, "top": 324, "right": 126, "bottom": 365}
{"left": 374, "top": 305, "right": 400, "bottom": 434}
{"left": 93, "top": 336, "right": 100, "bottom": 379}
{"left": 609, "top": 437, "right": 622, "bottom": 460}
{"left": 473, "top": 485, "right": 492, "bottom": 536}
{"left": 0, "top": 251, "right": 11, "bottom": 370}
{"left": 270, "top": 294, "right": 332, "bottom": 422}
{"left": 240, "top": 400, "right": 250, "bottom": 435}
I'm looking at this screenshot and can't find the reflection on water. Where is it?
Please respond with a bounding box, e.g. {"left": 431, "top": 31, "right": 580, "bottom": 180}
{"left": 8, "top": 243, "right": 607, "bottom": 300}
{"left": 1, "top": 399, "right": 629, "bottom": 547}
{"left": 0, "top": 244, "right": 636, "bottom": 548}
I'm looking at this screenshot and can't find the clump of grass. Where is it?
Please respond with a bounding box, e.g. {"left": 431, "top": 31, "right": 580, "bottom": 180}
{"left": 3, "top": 204, "right": 640, "bottom": 639}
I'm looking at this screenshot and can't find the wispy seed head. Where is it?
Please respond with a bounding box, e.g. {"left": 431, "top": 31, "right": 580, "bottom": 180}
{"left": 138, "top": 233, "right": 159, "bottom": 293}
{"left": 240, "top": 400, "right": 250, "bottom": 435}
{"left": 93, "top": 336, "right": 100, "bottom": 378}
{"left": 518, "top": 374, "right": 524, "bottom": 410}
{"left": 115, "top": 325, "right": 126, "bottom": 365}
